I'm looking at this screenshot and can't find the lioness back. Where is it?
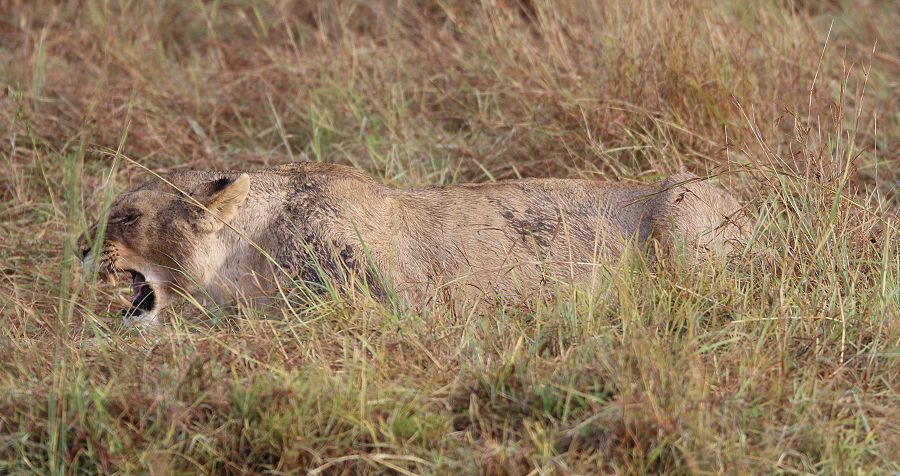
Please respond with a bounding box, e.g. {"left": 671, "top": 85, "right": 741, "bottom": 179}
{"left": 79, "top": 163, "right": 748, "bottom": 324}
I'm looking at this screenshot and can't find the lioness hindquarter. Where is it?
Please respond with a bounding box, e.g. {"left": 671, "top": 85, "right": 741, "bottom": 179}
{"left": 80, "top": 163, "right": 747, "bottom": 322}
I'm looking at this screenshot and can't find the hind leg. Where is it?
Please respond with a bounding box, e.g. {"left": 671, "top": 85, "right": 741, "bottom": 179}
{"left": 649, "top": 173, "right": 749, "bottom": 259}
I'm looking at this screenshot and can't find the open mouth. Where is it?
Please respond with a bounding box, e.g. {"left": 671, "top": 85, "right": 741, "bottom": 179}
{"left": 121, "top": 270, "right": 156, "bottom": 318}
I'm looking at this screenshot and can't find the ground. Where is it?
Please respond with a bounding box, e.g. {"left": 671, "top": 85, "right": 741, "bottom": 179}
{"left": 0, "top": 1, "right": 897, "bottom": 474}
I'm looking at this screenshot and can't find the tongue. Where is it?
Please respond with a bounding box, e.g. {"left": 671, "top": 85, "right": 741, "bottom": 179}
{"left": 130, "top": 272, "right": 147, "bottom": 303}
{"left": 130, "top": 284, "right": 143, "bottom": 302}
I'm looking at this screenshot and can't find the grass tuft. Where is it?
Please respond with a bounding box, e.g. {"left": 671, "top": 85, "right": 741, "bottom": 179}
{"left": 1, "top": 0, "right": 897, "bottom": 473}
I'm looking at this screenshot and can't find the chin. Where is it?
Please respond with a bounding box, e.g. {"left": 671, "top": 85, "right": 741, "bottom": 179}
{"left": 122, "top": 307, "right": 163, "bottom": 328}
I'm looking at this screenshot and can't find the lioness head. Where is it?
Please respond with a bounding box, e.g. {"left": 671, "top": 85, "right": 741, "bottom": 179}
{"left": 78, "top": 173, "right": 250, "bottom": 325}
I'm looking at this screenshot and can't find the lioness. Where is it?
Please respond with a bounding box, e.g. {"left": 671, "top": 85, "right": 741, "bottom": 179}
{"left": 78, "top": 163, "right": 748, "bottom": 325}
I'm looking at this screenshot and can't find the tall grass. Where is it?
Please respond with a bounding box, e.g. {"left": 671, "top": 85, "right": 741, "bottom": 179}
{"left": 1, "top": 0, "right": 897, "bottom": 474}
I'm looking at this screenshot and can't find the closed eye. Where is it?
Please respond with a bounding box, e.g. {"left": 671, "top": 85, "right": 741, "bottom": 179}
{"left": 111, "top": 213, "right": 141, "bottom": 226}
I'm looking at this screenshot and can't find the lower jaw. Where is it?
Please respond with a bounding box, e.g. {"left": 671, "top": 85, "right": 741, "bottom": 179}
{"left": 121, "top": 306, "right": 148, "bottom": 318}
{"left": 120, "top": 307, "right": 161, "bottom": 327}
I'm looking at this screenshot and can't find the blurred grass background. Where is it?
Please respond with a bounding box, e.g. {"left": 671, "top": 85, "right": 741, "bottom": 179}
{"left": 0, "top": 0, "right": 897, "bottom": 474}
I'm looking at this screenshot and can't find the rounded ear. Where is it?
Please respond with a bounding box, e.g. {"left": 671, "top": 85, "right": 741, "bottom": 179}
{"left": 202, "top": 173, "right": 250, "bottom": 231}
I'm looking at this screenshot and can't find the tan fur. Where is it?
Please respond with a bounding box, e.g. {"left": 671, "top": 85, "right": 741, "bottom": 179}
{"left": 78, "top": 163, "right": 749, "bottom": 325}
